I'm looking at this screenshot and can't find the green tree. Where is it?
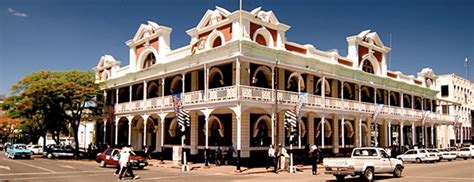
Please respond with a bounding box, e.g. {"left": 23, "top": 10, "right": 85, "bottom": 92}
{"left": 7, "top": 70, "right": 102, "bottom": 158}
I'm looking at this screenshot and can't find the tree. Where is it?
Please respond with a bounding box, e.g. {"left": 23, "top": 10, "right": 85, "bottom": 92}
{"left": 7, "top": 70, "right": 102, "bottom": 158}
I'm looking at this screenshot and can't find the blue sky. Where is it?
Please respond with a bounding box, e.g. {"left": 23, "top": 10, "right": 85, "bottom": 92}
{"left": 1, "top": 0, "right": 473, "bottom": 95}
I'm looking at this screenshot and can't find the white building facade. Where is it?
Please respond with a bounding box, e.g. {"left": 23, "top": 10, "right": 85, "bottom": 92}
{"left": 93, "top": 7, "right": 456, "bottom": 163}
{"left": 436, "top": 74, "right": 473, "bottom": 147}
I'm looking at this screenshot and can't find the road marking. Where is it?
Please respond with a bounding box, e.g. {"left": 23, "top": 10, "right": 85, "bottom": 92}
{"left": 0, "top": 169, "right": 108, "bottom": 177}
{"left": 0, "top": 165, "right": 11, "bottom": 171}
{"left": 2, "top": 158, "right": 56, "bottom": 173}
{"left": 0, "top": 173, "right": 106, "bottom": 181}
{"left": 60, "top": 165, "right": 75, "bottom": 169}
{"left": 142, "top": 173, "right": 220, "bottom": 181}
{"left": 405, "top": 176, "right": 474, "bottom": 181}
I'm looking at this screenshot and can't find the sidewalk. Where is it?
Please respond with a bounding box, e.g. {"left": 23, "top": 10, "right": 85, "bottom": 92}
{"left": 147, "top": 159, "right": 325, "bottom": 176}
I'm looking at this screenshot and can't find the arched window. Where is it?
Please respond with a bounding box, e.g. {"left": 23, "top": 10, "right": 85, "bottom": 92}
{"left": 143, "top": 53, "right": 156, "bottom": 69}
{"left": 212, "top": 37, "right": 222, "bottom": 48}
{"left": 256, "top": 34, "right": 267, "bottom": 46}
{"left": 362, "top": 59, "right": 374, "bottom": 74}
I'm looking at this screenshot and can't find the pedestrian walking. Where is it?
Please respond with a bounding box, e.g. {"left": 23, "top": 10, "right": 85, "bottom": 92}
{"left": 118, "top": 146, "right": 139, "bottom": 180}
{"left": 224, "top": 143, "right": 236, "bottom": 165}
{"left": 266, "top": 145, "right": 276, "bottom": 171}
{"left": 309, "top": 145, "right": 319, "bottom": 175}
{"left": 215, "top": 146, "right": 222, "bottom": 166}
{"left": 277, "top": 144, "right": 289, "bottom": 171}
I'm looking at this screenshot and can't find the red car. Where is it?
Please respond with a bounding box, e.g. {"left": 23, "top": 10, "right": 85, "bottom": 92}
{"left": 96, "top": 148, "right": 148, "bottom": 169}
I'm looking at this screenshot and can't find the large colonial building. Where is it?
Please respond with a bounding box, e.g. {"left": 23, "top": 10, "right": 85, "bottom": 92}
{"left": 436, "top": 74, "right": 473, "bottom": 146}
{"left": 93, "top": 7, "right": 456, "bottom": 162}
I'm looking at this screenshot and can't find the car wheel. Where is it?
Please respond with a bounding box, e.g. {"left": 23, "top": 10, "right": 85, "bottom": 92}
{"left": 393, "top": 166, "right": 403, "bottom": 178}
{"left": 11, "top": 155, "right": 15, "bottom": 159}
{"left": 398, "top": 158, "right": 404, "bottom": 163}
{"left": 335, "top": 175, "right": 346, "bottom": 181}
{"left": 138, "top": 166, "right": 144, "bottom": 170}
{"left": 464, "top": 157, "right": 468, "bottom": 160}
{"left": 362, "top": 168, "right": 374, "bottom": 182}
{"left": 416, "top": 158, "right": 422, "bottom": 163}
{"left": 448, "top": 159, "right": 452, "bottom": 161}
{"left": 47, "top": 153, "right": 53, "bottom": 159}
{"left": 99, "top": 160, "right": 106, "bottom": 167}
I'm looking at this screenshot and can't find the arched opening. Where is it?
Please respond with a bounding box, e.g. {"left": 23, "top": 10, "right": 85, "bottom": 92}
{"left": 251, "top": 65, "right": 272, "bottom": 88}
{"left": 361, "top": 123, "right": 370, "bottom": 147}
{"left": 209, "top": 67, "right": 225, "bottom": 89}
{"left": 208, "top": 115, "right": 225, "bottom": 146}
{"left": 343, "top": 82, "right": 355, "bottom": 100}
{"left": 132, "top": 84, "right": 144, "bottom": 101}
{"left": 362, "top": 59, "right": 375, "bottom": 74}
{"left": 360, "top": 86, "right": 374, "bottom": 103}
{"left": 142, "top": 53, "right": 156, "bottom": 69}
{"left": 130, "top": 116, "right": 143, "bottom": 150}
{"left": 117, "top": 117, "right": 129, "bottom": 146}
{"left": 414, "top": 97, "right": 422, "bottom": 110}
{"left": 403, "top": 95, "right": 412, "bottom": 108}
{"left": 118, "top": 87, "right": 130, "bottom": 103}
{"left": 315, "top": 118, "right": 333, "bottom": 146}
{"left": 286, "top": 72, "right": 305, "bottom": 92}
{"left": 251, "top": 115, "right": 271, "bottom": 147}
{"left": 315, "top": 77, "right": 331, "bottom": 96}
{"left": 167, "top": 76, "right": 183, "bottom": 95}
{"left": 212, "top": 36, "right": 222, "bottom": 48}
{"left": 147, "top": 81, "right": 159, "bottom": 98}
{"left": 389, "top": 92, "right": 399, "bottom": 106}
{"left": 255, "top": 34, "right": 267, "bottom": 46}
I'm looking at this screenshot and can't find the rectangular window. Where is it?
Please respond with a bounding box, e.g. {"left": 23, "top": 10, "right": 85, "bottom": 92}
{"left": 442, "top": 105, "right": 449, "bottom": 114}
{"left": 441, "top": 85, "right": 449, "bottom": 97}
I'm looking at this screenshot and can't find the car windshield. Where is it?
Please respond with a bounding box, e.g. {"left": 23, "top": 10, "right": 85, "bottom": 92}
{"left": 461, "top": 148, "right": 469, "bottom": 151}
{"left": 15, "top": 145, "right": 26, "bottom": 149}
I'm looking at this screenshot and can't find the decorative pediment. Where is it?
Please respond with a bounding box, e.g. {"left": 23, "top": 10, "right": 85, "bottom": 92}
{"left": 96, "top": 55, "right": 120, "bottom": 71}
{"left": 357, "top": 29, "right": 385, "bottom": 48}
{"left": 250, "top": 7, "right": 280, "bottom": 25}
{"left": 196, "top": 6, "right": 231, "bottom": 30}
{"left": 131, "top": 21, "right": 160, "bottom": 42}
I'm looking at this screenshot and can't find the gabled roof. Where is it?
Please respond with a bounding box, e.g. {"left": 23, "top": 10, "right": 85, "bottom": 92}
{"left": 357, "top": 29, "right": 385, "bottom": 48}
{"left": 249, "top": 7, "right": 281, "bottom": 25}
{"left": 127, "top": 21, "right": 172, "bottom": 46}
{"left": 195, "top": 6, "right": 231, "bottom": 30}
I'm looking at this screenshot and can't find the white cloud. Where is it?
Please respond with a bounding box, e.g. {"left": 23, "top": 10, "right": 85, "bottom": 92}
{"left": 7, "top": 8, "right": 28, "bottom": 17}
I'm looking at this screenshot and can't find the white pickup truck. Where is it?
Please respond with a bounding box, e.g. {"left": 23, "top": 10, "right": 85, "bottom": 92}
{"left": 323, "top": 147, "right": 404, "bottom": 181}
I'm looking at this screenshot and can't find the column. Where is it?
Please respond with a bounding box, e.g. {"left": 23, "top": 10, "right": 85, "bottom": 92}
{"left": 400, "top": 121, "right": 404, "bottom": 148}
{"left": 341, "top": 116, "right": 345, "bottom": 148}
{"left": 231, "top": 105, "right": 242, "bottom": 171}
{"left": 182, "top": 73, "right": 185, "bottom": 93}
{"left": 354, "top": 117, "right": 360, "bottom": 147}
{"left": 388, "top": 120, "right": 392, "bottom": 147}
{"left": 321, "top": 115, "right": 325, "bottom": 148}
{"left": 308, "top": 113, "right": 315, "bottom": 146}
{"left": 115, "top": 116, "right": 119, "bottom": 145}
{"left": 271, "top": 109, "right": 275, "bottom": 145}
{"left": 201, "top": 108, "right": 214, "bottom": 166}
{"left": 129, "top": 85, "right": 132, "bottom": 103}
{"left": 332, "top": 115, "right": 339, "bottom": 153}
{"left": 358, "top": 117, "right": 362, "bottom": 147}
{"left": 143, "top": 81, "right": 147, "bottom": 100}
{"left": 103, "top": 121, "right": 107, "bottom": 144}
{"left": 321, "top": 76, "right": 326, "bottom": 99}
{"left": 143, "top": 114, "right": 149, "bottom": 147}
{"left": 158, "top": 113, "right": 167, "bottom": 154}
{"left": 127, "top": 115, "right": 133, "bottom": 146}
{"left": 116, "top": 89, "right": 119, "bottom": 104}
{"left": 190, "top": 112, "right": 198, "bottom": 155}
{"left": 431, "top": 123, "right": 434, "bottom": 147}
{"left": 411, "top": 122, "right": 415, "bottom": 146}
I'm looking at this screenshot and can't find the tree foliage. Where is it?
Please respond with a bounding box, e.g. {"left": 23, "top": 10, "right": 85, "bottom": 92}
{"left": 5, "top": 70, "right": 102, "bottom": 158}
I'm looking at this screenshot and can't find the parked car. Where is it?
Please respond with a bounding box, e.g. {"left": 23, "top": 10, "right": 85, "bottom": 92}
{"left": 457, "top": 147, "right": 471, "bottom": 160}
{"left": 396, "top": 149, "right": 436, "bottom": 163}
{"left": 470, "top": 145, "right": 474, "bottom": 158}
{"left": 42, "top": 144, "right": 75, "bottom": 159}
{"left": 425, "top": 149, "right": 442, "bottom": 162}
{"left": 448, "top": 147, "right": 459, "bottom": 158}
{"left": 6, "top": 144, "right": 32, "bottom": 159}
{"left": 438, "top": 148, "right": 456, "bottom": 161}
{"left": 27, "top": 145, "right": 44, "bottom": 155}
{"left": 323, "top": 147, "right": 404, "bottom": 181}
{"left": 96, "top": 148, "right": 148, "bottom": 169}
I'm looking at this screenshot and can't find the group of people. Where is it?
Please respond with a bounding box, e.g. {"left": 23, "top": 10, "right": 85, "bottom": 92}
{"left": 266, "top": 144, "right": 322, "bottom": 175}
{"left": 212, "top": 144, "right": 236, "bottom": 166}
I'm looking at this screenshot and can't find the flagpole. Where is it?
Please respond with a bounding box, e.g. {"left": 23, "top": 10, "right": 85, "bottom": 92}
{"left": 236, "top": 0, "right": 243, "bottom": 172}
{"left": 465, "top": 56, "right": 469, "bottom": 80}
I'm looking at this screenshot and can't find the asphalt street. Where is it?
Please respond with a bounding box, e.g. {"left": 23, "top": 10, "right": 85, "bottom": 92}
{"left": 0, "top": 151, "right": 473, "bottom": 182}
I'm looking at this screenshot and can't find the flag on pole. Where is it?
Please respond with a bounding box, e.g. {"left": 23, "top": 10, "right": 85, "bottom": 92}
{"left": 178, "top": 109, "right": 190, "bottom": 132}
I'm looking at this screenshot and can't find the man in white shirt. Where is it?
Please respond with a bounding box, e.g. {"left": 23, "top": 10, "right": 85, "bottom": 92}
{"left": 118, "top": 146, "right": 139, "bottom": 180}
{"left": 266, "top": 145, "right": 276, "bottom": 172}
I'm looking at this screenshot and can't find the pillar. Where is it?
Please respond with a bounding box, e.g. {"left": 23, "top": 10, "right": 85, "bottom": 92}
{"left": 341, "top": 116, "right": 345, "bottom": 148}
{"left": 411, "top": 122, "right": 415, "bottom": 146}
{"left": 127, "top": 115, "right": 133, "bottom": 146}
{"left": 400, "top": 121, "right": 404, "bottom": 148}
{"left": 143, "top": 114, "right": 149, "bottom": 147}
{"left": 355, "top": 117, "right": 360, "bottom": 147}
{"left": 190, "top": 111, "right": 199, "bottom": 155}
{"left": 115, "top": 116, "right": 119, "bottom": 145}
{"left": 308, "top": 113, "right": 315, "bottom": 146}
{"left": 332, "top": 115, "right": 339, "bottom": 153}
{"left": 388, "top": 120, "right": 392, "bottom": 147}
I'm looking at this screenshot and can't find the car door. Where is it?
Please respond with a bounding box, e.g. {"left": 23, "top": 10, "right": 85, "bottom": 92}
{"left": 405, "top": 150, "right": 415, "bottom": 162}
{"left": 379, "top": 150, "right": 392, "bottom": 173}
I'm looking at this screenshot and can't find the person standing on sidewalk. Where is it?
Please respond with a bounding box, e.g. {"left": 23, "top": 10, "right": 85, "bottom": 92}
{"left": 266, "top": 145, "right": 276, "bottom": 172}
{"left": 118, "top": 146, "right": 139, "bottom": 180}
{"left": 309, "top": 145, "right": 319, "bottom": 175}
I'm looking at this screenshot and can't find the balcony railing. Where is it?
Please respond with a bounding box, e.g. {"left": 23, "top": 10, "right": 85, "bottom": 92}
{"left": 113, "top": 85, "right": 454, "bottom": 123}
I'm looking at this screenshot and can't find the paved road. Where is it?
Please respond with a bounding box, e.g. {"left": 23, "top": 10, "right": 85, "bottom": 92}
{"left": 0, "top": 151, "right": 473, "bottom": 181}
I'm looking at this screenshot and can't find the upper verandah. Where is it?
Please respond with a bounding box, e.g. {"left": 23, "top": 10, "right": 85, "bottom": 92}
{"left": 94, "top": 6, "right": 433, "bottom": 90}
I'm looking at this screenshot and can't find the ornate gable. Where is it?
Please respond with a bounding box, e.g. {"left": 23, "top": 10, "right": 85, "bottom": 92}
{"left": 131, "top": 21, "right": 162, "bottom": 43}
{"left": 250, "top": 7, "right": 281, "bottom": 25}
{"left": 196, "top": 6, "right": 231, "bottom": 30}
